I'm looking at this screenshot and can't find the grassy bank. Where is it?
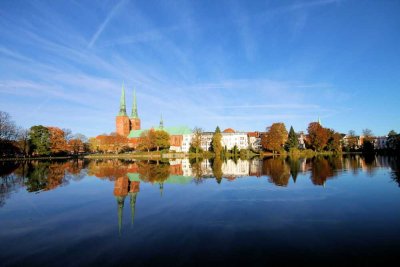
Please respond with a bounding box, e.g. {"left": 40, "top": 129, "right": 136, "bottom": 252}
{"left": 0, "top": 156, "right": 78, "bottom": 161}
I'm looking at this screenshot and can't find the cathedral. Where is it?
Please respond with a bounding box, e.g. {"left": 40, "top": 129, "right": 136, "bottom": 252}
{"left": 115, "top": 84, "right": 192, "bottom": 152}
{"left": 115, "top": 84, "right": 141, "bottom": 136}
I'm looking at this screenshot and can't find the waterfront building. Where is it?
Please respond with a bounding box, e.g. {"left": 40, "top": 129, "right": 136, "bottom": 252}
{"left": 114, "top": 85, "right": 267, "bottom": 153}
{"left": 374, "top": 136, "right": 388, "bottom": 149}
{"left": 115, "top": 85, "right": 193, "bottom": 152}
{"left": 247, "top": 131, "right": 263, "bottom": 151}
{"left": 200, "top": 128, "right": 249, "bottom": 151}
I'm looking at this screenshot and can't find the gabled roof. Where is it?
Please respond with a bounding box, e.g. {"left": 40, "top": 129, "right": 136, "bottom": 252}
{"left": 127, "top": 126, "right": 192, "bottom": 138}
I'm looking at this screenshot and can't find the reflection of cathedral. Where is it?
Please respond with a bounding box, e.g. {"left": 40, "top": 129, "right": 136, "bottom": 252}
{"left": 113, "top": 176, "right": 140, "bottom": 235}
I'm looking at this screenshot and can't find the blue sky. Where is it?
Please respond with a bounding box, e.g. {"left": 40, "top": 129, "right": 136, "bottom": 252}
{"left": 0, "top": 0, "right": 399, "bottom": 137}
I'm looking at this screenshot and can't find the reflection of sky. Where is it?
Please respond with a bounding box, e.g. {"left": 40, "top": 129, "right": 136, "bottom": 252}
{"left": 1, "top": 166, "right": 400, "bottom": 265}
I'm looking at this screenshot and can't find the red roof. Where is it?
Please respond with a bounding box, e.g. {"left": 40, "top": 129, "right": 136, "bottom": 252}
{"left": 223, "top": 128, "right": 235, "bottom": 133}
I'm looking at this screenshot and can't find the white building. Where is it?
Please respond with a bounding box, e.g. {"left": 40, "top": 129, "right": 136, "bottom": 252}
{"left": 200, "top": 128, "right": 249, "bottom": 151}
{"left": 247, "top": 132, "right": 263, "bottom": 151}
{"left": 374, "top": 136, "right": 388, "bottom": 150}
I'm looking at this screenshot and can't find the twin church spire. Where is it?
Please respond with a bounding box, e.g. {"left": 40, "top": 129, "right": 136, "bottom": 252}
{"left": 118, "top": 83, "right": 138, "bottom": 119}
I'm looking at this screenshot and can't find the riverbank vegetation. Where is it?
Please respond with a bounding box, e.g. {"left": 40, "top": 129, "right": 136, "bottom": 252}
{"left": 1, "top": 110, "right": 399, "bottom": 160}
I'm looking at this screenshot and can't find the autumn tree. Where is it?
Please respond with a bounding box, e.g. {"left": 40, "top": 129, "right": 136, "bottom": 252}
{"left": 307, "top": 122, "right": 329, "bottom": 152}
{"left": 137, "top": 129, "right": 156, "bottom": 152}
{"left": 68, "top": 133, "right": 88, "bottom": 155}
{"left": 110, "top": 133, "right": 129, "bottom": 153}
{"left": 285, "top": 126, "right": 298, "bottom": 151}
{"left": 68, "top": 139, "right": 83, "bottom": 155}
{"left": 262, "top": 123, "right": 288, "bottom": 153}
{"left": 89, "top": 137, "right": 101, "bottom": 153}
{"left": 29, "top": 125, "right": 51, "bottom": 156}
{"left": 48, "top": 127, "right": 68, "bottom": 155}
{"left": 155, "top": 130, "right": 170, "bottom": 151}
{"left": 190, "top": 127, "right": 203, "bottom": 154}
{"left": 211, "top": 126, "right": 222, "bottom": 157}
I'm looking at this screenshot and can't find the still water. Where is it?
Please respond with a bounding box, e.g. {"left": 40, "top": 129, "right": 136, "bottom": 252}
{"left": 1, "top": 155, "right": 400, "bottom": 266}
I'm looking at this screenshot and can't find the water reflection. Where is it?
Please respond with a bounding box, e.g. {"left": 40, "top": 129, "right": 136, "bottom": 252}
{"left": 1, "top": 155, "right": 400, "bottom": 208}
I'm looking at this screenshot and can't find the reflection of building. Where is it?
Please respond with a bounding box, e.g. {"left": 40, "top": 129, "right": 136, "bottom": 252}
{"left": 222, "top": 159, "right": 249, "bottom": 177}
{"left": 113, "top": 176, "right": 140, "bottom": 235}
{"left": 249, "top": 159, "right": 262, "bottom": 177}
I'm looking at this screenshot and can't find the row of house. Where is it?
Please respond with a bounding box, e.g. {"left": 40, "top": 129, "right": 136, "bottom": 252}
{"left": 115, "top": 85, "right": 268, "bottom": 152}
{"left": 115, "top": 86, "right": 392, "bottom": 152}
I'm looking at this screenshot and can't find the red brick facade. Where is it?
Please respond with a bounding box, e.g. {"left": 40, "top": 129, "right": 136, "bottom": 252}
{"left": 130, "top": 118, "right": 141, "bottom": 131}
{"left": 116, "top": 116, "right": 131, "bottom": 136}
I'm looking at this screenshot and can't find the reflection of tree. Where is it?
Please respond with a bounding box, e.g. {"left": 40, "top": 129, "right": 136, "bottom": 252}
{"left": 137, "top": 161, "right": 170, "bottom": 184}
{"left": 26, "top": 162, "right": 50, "bottom": 192}
{"left": 0, "top": 161, "right": 20, "bottom": 177}
{"left": 24, "top": 161, "right": 85, "bottom": 192}
{"left": 263, "top": 157, "right": 290, "bottom": 187}
{"left": 389, "top": 157, "right": 400, "bottom": 187}
{"left": 0, "top": 161, "right": 22, "bottom": 207}
{"left": 211, "top": 157, "right": 223, "bottom": 184}
{"left": 189, "top": 158, "right": 204, "bottom": 181}
{"left": 310, "top": 157, "right": 336, "bottom": 186}
{"left": 286, "top": 157, "right": 300, "bottom": 183}
{"left": 362, "top": 154, "right": 378, "bottom": 176}
{"left": 87, "top": 159, "right": 135, "bottom": 181}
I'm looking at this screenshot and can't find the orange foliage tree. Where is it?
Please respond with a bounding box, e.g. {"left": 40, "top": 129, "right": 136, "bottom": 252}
{"left": 261, "top": 123, "right": 288, "bottom": 153}
{"left": 47, "top": 127, "right": 67, "bottom": 154}
{"left": 307, "top": 122, "right": 329, "bottom": 151}
{"left": 68, "top": 139, "right": 84, "bottom": 155}
{"left": 91, "top": 134, "right": 129, "bottom": 153}
{"left": 137, "top": 129, "right": 157, "bottom": 152}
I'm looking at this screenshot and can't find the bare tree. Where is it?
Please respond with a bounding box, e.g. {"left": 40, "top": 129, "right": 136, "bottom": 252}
{"left": 0, "top": 111, "right": 17, "bottom": 141}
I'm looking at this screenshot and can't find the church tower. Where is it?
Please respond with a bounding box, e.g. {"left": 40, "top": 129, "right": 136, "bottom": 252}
{"left": 116, "top": 84, "right": 131, "bottom": 136}
{"left": 130, "top": 89, "right": 141, "bottom": 130}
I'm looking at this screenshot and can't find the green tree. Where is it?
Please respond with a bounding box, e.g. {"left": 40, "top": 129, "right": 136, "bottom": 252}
{"left": 211, "top": 126, "right": 222, "bottom": 157}
{"left": 261, "top": 123, "right": 288, "bottom": 153}
{"left": 387, "top": 130, "right": 399, "bottom": 151}
{"left": 285, "top": 126, "right": 298, "bottom": 151}
{"left": 155, "top": 130, "right": 170, "bottom": 151}
{"left": 29, "top": 125, "right": 51, "bottom": 156}
{"left": 326, "top": 129, "right": 342, "bottom": 153}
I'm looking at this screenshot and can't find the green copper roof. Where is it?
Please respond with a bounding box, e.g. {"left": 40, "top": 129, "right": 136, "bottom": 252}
{"left": 159, "top": 114, "right": 164, "bottom": 129}
{"left": 128, "top": 173, "right": 194, "bottom": 185}
{"left": 159, "top": 126, "right": 192, "bottom": 135}
{"left": 127, "top": 129, "right": 145, "bottom": 138}
{"left": 127, "top": 126, "right": 192, "bottom": 138}
{"left": 130, "top": 89, "right": 139, "bottom": 119}
{"left": 118, "top": 83, "right": 127, "bottom": 116}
